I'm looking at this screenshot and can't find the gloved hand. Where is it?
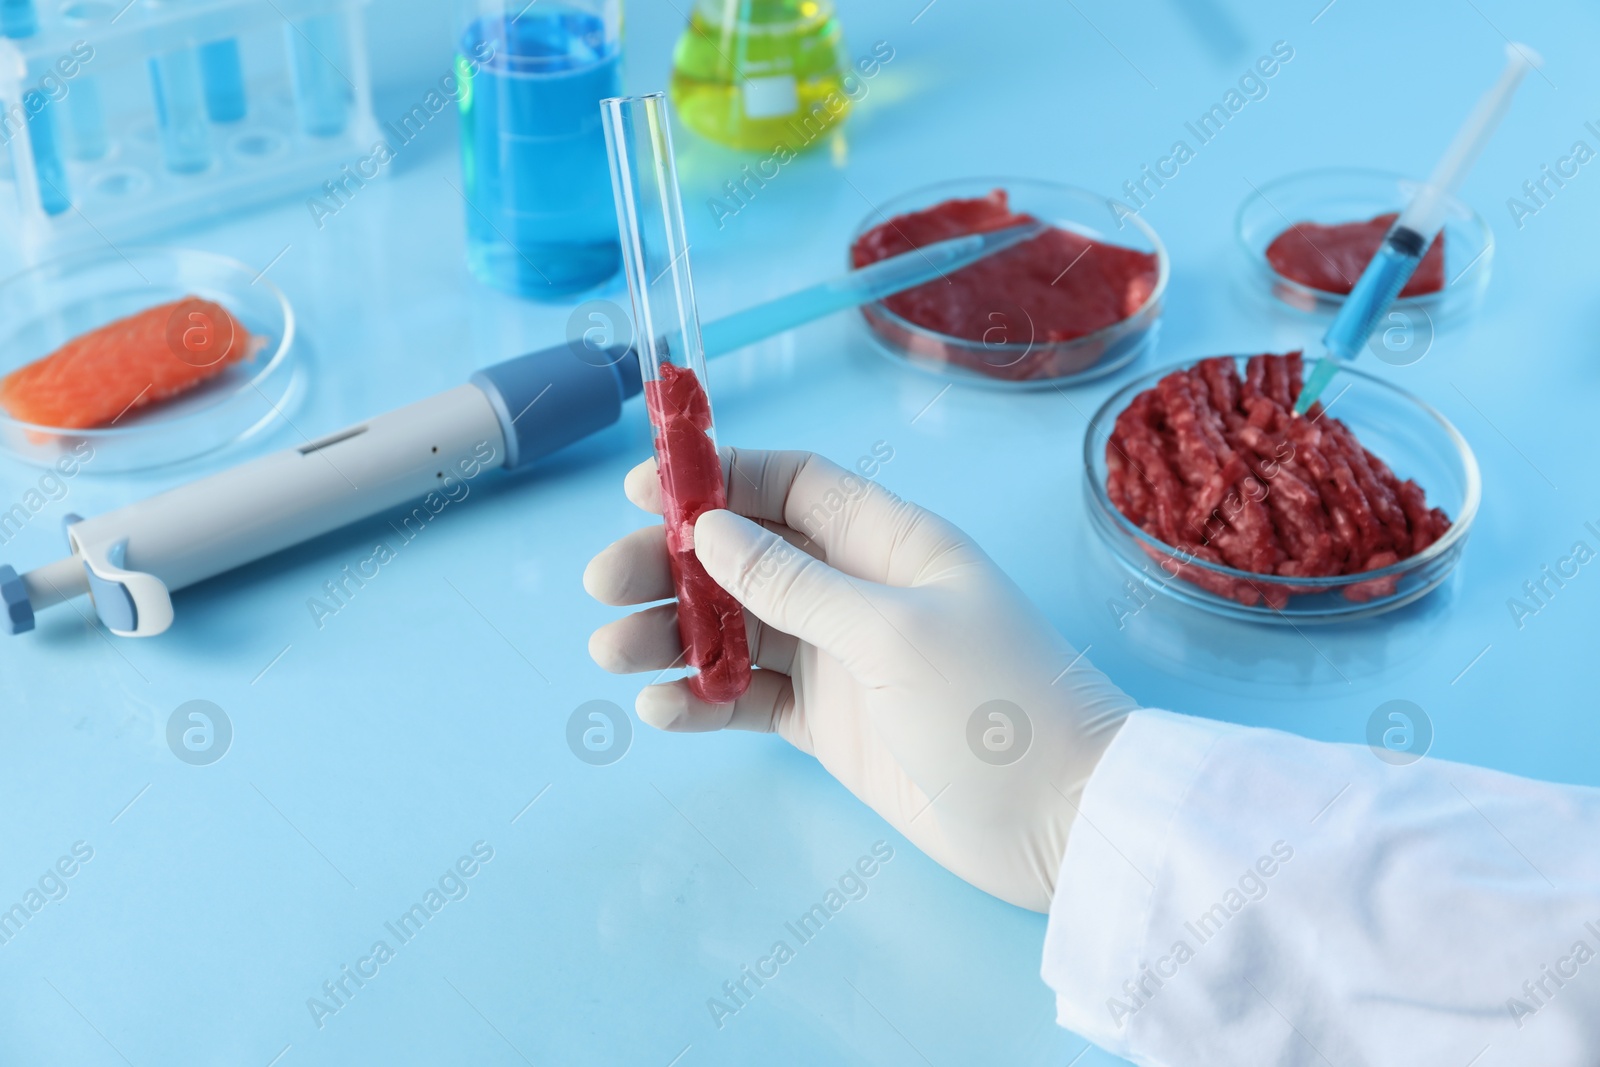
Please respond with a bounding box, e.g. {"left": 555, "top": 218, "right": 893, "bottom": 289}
{"left": 584, "top": 448, "right": 1138, "bottom": 912}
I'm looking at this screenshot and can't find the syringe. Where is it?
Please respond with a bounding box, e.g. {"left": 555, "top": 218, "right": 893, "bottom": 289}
{"left": 0, "top": 220, "right": 1042, "bottom": 638}
{"left": 1294, "top": 43, "right": 1541, "bottom": 415}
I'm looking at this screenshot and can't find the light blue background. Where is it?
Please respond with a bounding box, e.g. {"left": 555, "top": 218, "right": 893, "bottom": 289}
{"left": 2, "top": 0, "right": 1597, "bottom": 1063}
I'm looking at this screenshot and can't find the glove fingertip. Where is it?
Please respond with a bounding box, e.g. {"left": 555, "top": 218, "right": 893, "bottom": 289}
{"left": 637, "top": 682, "right": 690, "bottom": 731}
{"left": 692, "top": 508, "right": 761, "bottom": 577}
{"left": 624, "top": 457, "right": 663, "bottom": 514}
{"left": 580, "top": 554, "right": 607, "bottom": 602}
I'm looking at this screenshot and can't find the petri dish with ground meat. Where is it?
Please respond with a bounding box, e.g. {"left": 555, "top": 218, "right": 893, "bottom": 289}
{"left": 1235, "top": 168, "right": 1493, "bottom": 325}
{"left": 1084, "top": 352, "right": 1479, "bottom": 623}
{"left": 849, "top": 178, "right": 1168, "bottom": 389}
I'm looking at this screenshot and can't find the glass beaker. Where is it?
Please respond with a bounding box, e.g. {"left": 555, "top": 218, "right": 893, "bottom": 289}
{"left": 457, "top": 0, "right": 623, "bottom": 299}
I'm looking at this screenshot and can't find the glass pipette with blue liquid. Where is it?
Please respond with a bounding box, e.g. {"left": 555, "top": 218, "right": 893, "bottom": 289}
{"left": 1294, "top": 43, "right": 1542, "bottom": 416}
{"left": 701, "top": 219, "right": 1045, "bottom": 355}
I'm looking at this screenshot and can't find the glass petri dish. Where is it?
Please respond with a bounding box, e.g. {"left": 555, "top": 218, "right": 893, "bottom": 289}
{"left": 1083, "top": 357, "right": 1480, "bottom": 623}
{"left": 849, "top": 177, "right": 1168, "bottom": 390}
{"left": 0, "top": 247, "right": 299, "bottom": 473}
{"left": 1235, "top": 167, "right": 1493, "bottom": 322}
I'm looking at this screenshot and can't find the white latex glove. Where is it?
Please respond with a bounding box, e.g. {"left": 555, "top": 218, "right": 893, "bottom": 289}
{"left": 584, "top": 448, "right": 1137, "bottom": 912}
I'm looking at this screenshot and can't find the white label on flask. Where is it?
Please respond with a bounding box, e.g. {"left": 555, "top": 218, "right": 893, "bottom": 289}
{"left": 741, "top": 75, "right": 799, "bottom": 119}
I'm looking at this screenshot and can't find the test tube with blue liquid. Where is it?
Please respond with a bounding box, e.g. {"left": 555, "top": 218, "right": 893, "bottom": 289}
{"left": 24, "top": 87, "right": 70, "bottom": 213}
{"left": 456, "top": 0, "right": 623, "bottom": 298}
{"left": 21, "top": 33, "right": 106, "bottom": 163}
{"left": 200, "top": 39, "right": 248, "bottom": 123}
{"left": 0, "top": 0, "right": 36, "bottom": 38}
{"left": 148, "top": 6, "right": 247, "bottom": 170}
{"left": 2, "top": 0, "right": 70, "bottom": 213}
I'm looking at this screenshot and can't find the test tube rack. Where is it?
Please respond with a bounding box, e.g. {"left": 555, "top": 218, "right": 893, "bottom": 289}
{"left": 0, "top": 0, "right": 380, "bottom": 258}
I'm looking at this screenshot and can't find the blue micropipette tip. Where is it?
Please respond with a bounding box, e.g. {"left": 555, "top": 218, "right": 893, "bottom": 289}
{"left": 1295, "top": 356, "right": 1340, "bottom": 416}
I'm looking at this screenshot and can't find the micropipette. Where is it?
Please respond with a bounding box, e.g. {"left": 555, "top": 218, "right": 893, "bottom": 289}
{"left": 1293, "top": 43, "right": 1541, "bottom": 416}
{"left": 0, "top": 220, "right": 1043, "bottom": 638}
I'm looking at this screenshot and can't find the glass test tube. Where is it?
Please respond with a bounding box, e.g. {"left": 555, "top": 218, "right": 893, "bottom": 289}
{"left": 287, "top": 13, "right": 350, "bottom": 136}
{"left": 601, "top": 92, "right": 752, "bottom": 705}
{"left": 200, "top": 38, "right": 247, "bottom": 122}
{"left": 0, "top": 0, "right": 36, "bottom": 38}
{"left": 24, "top": 88, "right": 70, "bottom": 214}
{"left": 26, "top": 0, "right": 107, "bottom": 162}
{"left": 2, "top": 0, "right": 70, "bottom": 211}
{"left": 66, "top": 77, "right": 108, "bottom": 160}
{"left": 148, "top": 50, "right": 212, "bottom": 172}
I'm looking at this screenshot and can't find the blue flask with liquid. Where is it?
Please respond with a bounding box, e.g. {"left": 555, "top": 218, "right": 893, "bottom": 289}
{"left": 456, "top": 0, "right": 622, "bottom": 299}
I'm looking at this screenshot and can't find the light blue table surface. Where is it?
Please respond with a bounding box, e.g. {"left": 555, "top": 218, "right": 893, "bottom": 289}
{"left": 2, "top": 0, "right": 1597, "bottom": 1063}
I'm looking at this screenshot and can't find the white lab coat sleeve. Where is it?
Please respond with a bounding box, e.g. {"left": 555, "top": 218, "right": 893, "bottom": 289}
{"left": 1041, "top": 709, "right": 1600, "bottom": 1067}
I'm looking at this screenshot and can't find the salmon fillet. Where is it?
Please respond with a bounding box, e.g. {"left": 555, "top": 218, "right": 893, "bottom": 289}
{"left": 0, "top": 296, "right": 258, "bottom": 429}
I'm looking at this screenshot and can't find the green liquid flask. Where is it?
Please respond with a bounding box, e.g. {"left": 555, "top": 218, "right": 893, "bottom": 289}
{"left": 668, "top": 0, "right": 849, "bottom": 153}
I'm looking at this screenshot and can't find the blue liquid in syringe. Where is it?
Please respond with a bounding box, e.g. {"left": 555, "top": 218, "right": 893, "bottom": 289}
{"left": 1298, "top": 227, "right": 1428, "bottom": 413}
{"left": 1323, "top": 229, "right": 1427, "bottom": 361}
{"left": 457, "top": 10, "right": 621, "bottom": 298}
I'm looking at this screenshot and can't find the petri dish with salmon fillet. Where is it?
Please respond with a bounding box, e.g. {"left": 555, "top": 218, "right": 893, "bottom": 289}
{"left": 0, "top": 248, "right": 300, "bottom": 473}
